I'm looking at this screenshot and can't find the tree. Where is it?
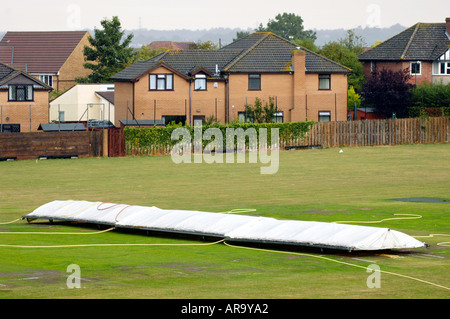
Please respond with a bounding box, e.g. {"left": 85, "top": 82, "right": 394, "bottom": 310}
{"left": 319, "top": 42, "right": 363, "bottom": 91}
{"left": 257, "top": 13, "right": 316, "bottom": 42}
{"left": 319, "top": 29, "right": 366, "bottom": 91}
{"left": 134, "top": 45, "right": 167, "bottom": 61}
{"left": 233, "top": 31, "right": 250, "bottom": 42}
{"left": 76, "top": 16, "right": 135, "bottom": 83}
{"left": 190, "top": 40, "right": 218, "bottom": 50}
{"left": 361, "top": 68, "right": 414, "bottom": 118}
{"left": 347, "top": 86, "right": 361, "bottom": 110}
{"left": 244, "top": 97, "right": 276, "bottom": 123}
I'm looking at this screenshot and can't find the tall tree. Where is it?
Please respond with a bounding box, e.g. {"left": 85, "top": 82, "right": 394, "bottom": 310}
{"left": 258, "top": 13, "right": 316, "bottom": 42}
{"left": 361, "top": 68, "right": 414, "bottom": 118}
{"left": 233, "top": 31, "right": 250, "bottom": 42}
{"left": 319, "top": 29, "right": 366, "bottom": 91}
{"left": 76, "top": 16, "right": 135, "bottom": 83}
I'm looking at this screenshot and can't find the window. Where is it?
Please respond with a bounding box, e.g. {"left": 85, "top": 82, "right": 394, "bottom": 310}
{"left": 162, "top": 115, "right": 186, "bottom": 126}
{"left": 149, "top": 74, "right": 173, "bottom": 91}
{"left": 319, "top": 74, "right": 331, "bottom": 90}
{"left": 410, "top": 62, "right": 421, "bottom": 75}
{"left": 432, "top": 50, "right": 450, "bottom": 75}
{"left": 58, "top": 111, "right": 65, "bottom": 122}
{"left": 8, "top": 85, "right": 33, "bottom": 101}
{"left": 248, "top": 74, "right": 261, "bottom": 90}
{"left": 39, "top": 75, "right": 53, "bottom": 87}
{"left": 0, "top": 124, "right": 20, "bottom": 133}
{"left": 318, "top": 111, "right": 331, "bottom": 122}
{"left": 194, "top": 74, "right": 207, "bottom": 91}
{"left": 272, "top": 112, "right": 284, "bottom": 123}
{"left": 433, "top": 62, "right": 450, "bottom": 75}
{"left": 238, "top": 112, "right": 253, "bottom": 123}
{"left": 370, "top": 61, "right": 377, "bottom": 73}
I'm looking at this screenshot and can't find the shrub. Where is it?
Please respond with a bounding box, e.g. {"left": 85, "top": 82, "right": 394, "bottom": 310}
{"left": 124, "top": 121, "right": 315, "bottom": 153}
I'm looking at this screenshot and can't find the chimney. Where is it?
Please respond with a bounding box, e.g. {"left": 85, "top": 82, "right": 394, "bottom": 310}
{"left": 291, "top": 49, "right": 306, "bottom": 121}
{"left": 446, "top": 17, "right": 450, "bottom": 37}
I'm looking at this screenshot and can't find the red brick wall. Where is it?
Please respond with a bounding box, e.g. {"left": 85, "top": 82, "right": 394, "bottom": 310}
{"left": 362, "top": 60, "right": 433, "bottom": 85}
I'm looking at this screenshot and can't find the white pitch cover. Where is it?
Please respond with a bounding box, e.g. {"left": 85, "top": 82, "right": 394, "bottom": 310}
{"left": 24, "top": 200, "right": 426, "bottom": 251}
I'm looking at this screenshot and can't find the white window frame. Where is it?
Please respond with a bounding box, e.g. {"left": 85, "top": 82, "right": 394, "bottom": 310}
{"left": 39, "top": 74, "right": 53, "bottom": 87}
{"left": 149, "top": 74, "right": 173, "bottom": 91}
{"left": 410, "top": 61, "right": 421, "bottom": 75}
{"left": 319, "top": 74, "right": 331, "bottom": 90}
{"left": 318, "top": 111, "right": 331, "bottom": 122}
{"left": 194, "top": 74, "right": 207, "bottom": 91}
{"left": 432, "top": 50, "right": 450, "bottom": 75}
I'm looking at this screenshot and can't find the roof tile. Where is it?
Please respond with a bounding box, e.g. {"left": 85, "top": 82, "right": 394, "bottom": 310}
{"left": 0, "top": 31, "right": 89, "bottom": 73}
{"left": 359, "top": 23, "right": 450, "bottom": 61}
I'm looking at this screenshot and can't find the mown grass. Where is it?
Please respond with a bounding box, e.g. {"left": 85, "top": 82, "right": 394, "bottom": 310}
{"left": 0, "top": 143, "right": 449, "bottom": 298}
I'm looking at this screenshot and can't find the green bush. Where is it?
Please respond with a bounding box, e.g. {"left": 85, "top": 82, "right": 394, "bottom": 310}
{"left": 411, "top": 82, "right": 450, "bottom": 108}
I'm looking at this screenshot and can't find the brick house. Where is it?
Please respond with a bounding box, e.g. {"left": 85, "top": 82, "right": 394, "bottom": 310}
{"left": 111, "top": 32, "right": 351, "bottom": 126}
{"left": 0, "top": 31, "right": 92, "bottom": 91}
{"left": 359, "top": 18, "right": 450, "bottom": 85}
{"left": 0, "top": 62, "right": 52, "bottom": 132}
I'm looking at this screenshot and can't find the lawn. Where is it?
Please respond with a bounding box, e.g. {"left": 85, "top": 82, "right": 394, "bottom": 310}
{"left": 0, "top": 143, "right": 449, "bottom": 299}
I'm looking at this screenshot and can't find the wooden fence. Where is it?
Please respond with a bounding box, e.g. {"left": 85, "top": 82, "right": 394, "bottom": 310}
{"left": 296, "top": 117, "right": 449, "bottom": 148}
{"left": 125, "top": 117, "right": 449, "bottom": 155}
{"left": 0, "top": 130, "right": 103, "bottom": 161}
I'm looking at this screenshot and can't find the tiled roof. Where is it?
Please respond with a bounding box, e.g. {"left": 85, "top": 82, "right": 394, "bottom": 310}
{"left": 0, "top": 62, "right": 16, "bottom": 80}
{"left": 96, "top": 91, "right": 115, "bottom": 105}
{"left": 111, "top": 32, "right": 350, "bottom": 81}
{"left": 359, "top": 23, "right": 450, "bottom": 61}
{"left": 111, "top": 49, "right": 243, "bottom": 81}
{"left": 0, "top": 31, "right": 89, "bottom": 74}
{"left": 0, "top": 61, "right": 52, "bottom": 90}
{"left": 147, "top": 41, "right": 195, "bottom": 50}
{"left": 222, "top": 32, "right": 351, "bottom": 73}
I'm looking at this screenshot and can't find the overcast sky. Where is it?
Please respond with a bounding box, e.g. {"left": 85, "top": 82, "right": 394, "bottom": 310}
{"left": 0, "top": 0, "right": 448, "bottom": 32}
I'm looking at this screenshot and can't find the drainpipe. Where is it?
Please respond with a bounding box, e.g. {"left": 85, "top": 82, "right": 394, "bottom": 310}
{"left": 224, "top": 75, "right": 229, "bottom": 123}
{"left": 132, "top": 81, "right": 136, "bottom": 120}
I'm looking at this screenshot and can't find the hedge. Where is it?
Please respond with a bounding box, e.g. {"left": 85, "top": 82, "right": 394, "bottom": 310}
{"left": 125, "top": 121, "right": 315, "bottom": 154}
{"left": 408, "top": 107, "right": 450, "bottom": 118}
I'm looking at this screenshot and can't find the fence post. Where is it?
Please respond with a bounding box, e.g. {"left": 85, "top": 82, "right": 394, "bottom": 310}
{"left": 103, "top": 129, "right": 109, "bottom": 157}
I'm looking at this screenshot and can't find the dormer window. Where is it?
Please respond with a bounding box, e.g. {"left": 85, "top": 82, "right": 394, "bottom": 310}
{"left": 194, "top": 74, "right": 207, "bottom": 91}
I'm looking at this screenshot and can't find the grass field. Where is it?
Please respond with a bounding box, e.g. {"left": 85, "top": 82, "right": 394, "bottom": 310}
{"left": 0, "top": 143, "right": 449, "bottom": 299}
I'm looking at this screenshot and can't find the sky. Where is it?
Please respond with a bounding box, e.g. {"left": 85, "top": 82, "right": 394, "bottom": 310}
{"left": 0, "top": 0, "right": 448, "bottom": 32}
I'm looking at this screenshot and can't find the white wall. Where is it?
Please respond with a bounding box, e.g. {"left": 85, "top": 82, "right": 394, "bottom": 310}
{"left": 49, "top": 84, "right": 114, "bottom": 123}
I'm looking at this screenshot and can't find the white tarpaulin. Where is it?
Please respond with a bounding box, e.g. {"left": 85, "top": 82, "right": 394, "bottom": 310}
{"left": 23, "top": 200, "right": 426, "bottom": 251}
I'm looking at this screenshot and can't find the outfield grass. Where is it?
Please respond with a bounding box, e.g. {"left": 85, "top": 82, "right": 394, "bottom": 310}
{"left": 0, "top": 143, "right": 449, "bottom": 298}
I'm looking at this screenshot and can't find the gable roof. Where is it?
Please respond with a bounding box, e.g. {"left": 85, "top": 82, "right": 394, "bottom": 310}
{"left": 0, "top": 62, "right": 53, "bottom": 90}
{"left": 111, "top": 32, "right": 351, "bottom": 81}
{"left": 0, "top": 31, "right": 89, "bottom": 74}
{"left": 359, "top": 22, "right": 450, "bottom": 61}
